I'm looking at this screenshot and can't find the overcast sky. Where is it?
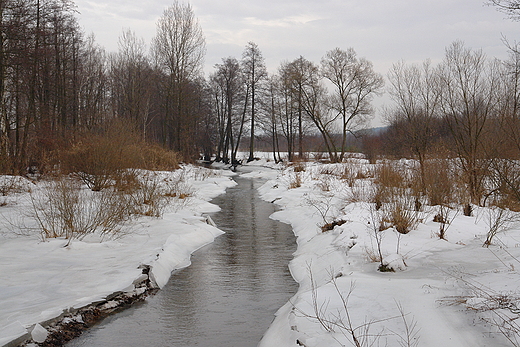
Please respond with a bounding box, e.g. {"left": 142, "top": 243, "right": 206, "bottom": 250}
{"left": 74, "top": 0, "right": 520, "bottom": 125}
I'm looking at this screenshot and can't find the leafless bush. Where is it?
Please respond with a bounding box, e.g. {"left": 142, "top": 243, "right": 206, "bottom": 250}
{"left": 345, "top": 184, "right": 370, "bottom": 204}
{"left": 163, "top": 170, "right": 194, "bottom": 200}
{"left": 129, "top": 173, "right": 169, "bottom": 217}
{"left": 305, "top": 193, "right": 340, "bottom": 227}
{"left": 395, "top": 303, "right": 421, "bottom": 347}
{"left": 31, "top": 178, "right": 130, "bottom": 242}
{"left": 488, "top": 159, "right": 520, "bottom": 211}
{"left": 295, "top": 277, "right": 384, "bottom": 347}
{"left": 366, "top": 204, "right": 385, "bottom": 269}
{"left": 434, "top": 204, "right": 456, "bottom": 240}
{"left": 483, "top": 207, "right": 519, "bottom": 247}
{"left": 443, "top": 267, "right": 520, "bottom": 346}
{"left": 0, "top": 176, "right": 31, "bottom": 196}
{"left": 420, "top": 159, "right": 455, "bottom": 206}
{"left": 191, "top": 166, "right": 220, "bottom": 181}
{"left": 140, "top": 144, "right": 180, "bottom": 171}
{"left": 316, "top": 174, "right": 335, "bottom": 192}
{"left": 375, "top": 161, "right": 406, "bottom": 188}
{"left": 372, "top": 162, "right": 406, "bottom": 209}
{"left": 61, "top": 132, "right": 140, "bottom": 191}
{"left": 60, "top": 121, "right": 179, "bottom": 191}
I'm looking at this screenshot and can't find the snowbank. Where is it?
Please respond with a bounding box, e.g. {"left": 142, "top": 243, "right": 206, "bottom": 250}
{"left": 252, "top": 161, "right": 520, "bottom": 347}
{"left": 0, "top": 166, "right": 236, "bottom": 346}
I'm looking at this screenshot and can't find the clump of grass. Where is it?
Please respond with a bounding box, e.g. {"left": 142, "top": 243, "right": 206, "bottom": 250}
{"left": 289, "top": 172, "right": 302, "bottom": 189}
{"left": 293, "top": 162, "right": 306, "bottom": 173}
{"left": 387, "top": 199, "right": 418, "bottom": 234}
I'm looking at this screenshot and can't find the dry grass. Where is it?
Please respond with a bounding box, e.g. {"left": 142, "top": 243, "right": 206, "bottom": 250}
{"left": 375, "top": 161, "right": 405, "bottom": 188}
{"left": 363, "top": 246, "right": 382, "bottom": 263}
{"left": 386, "top": 199, "right": 419, "bottom": 235}
{"left": 289, "top": 172, "right": 302, "bottom": 189}
{"left": 129, "top": 173, "right": 169, "bottom": 217}
{"left": 421, "top": 159, "right": 455, "bottom": 206}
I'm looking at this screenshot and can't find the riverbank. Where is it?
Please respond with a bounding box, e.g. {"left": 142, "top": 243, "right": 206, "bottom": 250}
{"left": 253, "top": 159, "right": 520, "bottom": 347}
{"left": 0, "top": 166, "right": 237, "bottom": 347}
{"left": 66, "top": 172, "right": 297, "bottom": 347}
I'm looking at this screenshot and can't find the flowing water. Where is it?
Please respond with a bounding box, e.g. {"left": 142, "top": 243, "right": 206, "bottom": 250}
{"left": 67, "top": 175, "right": 297, "bottom": 347}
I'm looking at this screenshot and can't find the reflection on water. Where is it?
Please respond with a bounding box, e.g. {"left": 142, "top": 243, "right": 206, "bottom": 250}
{"left": 67, "top": 176, "right": 297, "bottom": 347}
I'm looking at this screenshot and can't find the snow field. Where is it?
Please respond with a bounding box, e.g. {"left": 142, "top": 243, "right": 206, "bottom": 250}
{"left": 0, "top": 166, "right": 237, "bottom": 346}
{"left": 254, "top": 160, "right": 520, "bottom": 347}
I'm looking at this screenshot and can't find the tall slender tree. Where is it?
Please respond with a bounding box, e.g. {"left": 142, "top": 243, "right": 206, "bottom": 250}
{"left": 387, "top": 59, "right": 442, "bottom": 187}
{"left": 241, "top": 41, "right": 267, "bottom": 162}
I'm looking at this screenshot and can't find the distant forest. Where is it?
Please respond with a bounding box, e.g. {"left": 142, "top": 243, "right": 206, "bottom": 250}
{"left": 3, "top": 0, "right": 520, "bottom": 191}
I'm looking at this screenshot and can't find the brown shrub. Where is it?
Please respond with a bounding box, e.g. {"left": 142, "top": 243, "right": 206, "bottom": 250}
{"left": 375, "top": 161, "right": 405, "bottom": 188}
{"left": 60, "top": 120, "right": 179, "bottom": 191}
{"left": 422, "top": 159, "right": 454, "bottom": 206}
{"left": 386, "top": 199, "right": 419, "bottom": 234}
{"left": 32, "top": 178, "right": 130, "bottom": 241}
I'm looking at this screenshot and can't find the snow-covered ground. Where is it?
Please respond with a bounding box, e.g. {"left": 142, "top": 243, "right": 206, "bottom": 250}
{"left": 3, "top": 156, "right": 520, "bottom": 347}
{"left": 245, "top": 158, "right": 520, "bottom": 347}
{"left": 0, "top": 166, "right": 237, "bottom": 346}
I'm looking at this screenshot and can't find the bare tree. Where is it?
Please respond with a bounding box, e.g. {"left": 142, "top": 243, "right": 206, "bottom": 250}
{"left": 438, "top": 41, "right": 501, "bottom": 205}
{"left": 321, "top": 48, "right": 384, "bottom": 161}
{"left": 242, "top": 42, "right": 267, "bottom": 162}
{"left": 277, "top": 61, "right": 299, "bottom": 161}
{"left": 488, "top": 0, "right": 520, "bottom": 19}
{"left": 110, "top": 29, "right": 153, "bottom": 138}
{"left": 210, "top": 57, "right": 245, "bottom": 164}
{"left": 79, "top": 34, "right": 108, "bottom": 130}
{"left": 297, "top": 60, "right": 341, "bottom": 162}
{"left": 264, "top": 75, "right": 283, "bottom": 163}
{"left": 287, "top": 56, "right": 315, "bottom": 159}
{"left": 151, "top": 1, "right": 206, "bottom": 157}
{"left": 387, "top": 59, "right": 442, "bottom": 189}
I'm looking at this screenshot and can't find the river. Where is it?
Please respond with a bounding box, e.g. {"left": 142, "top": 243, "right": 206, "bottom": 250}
{"left": 67, "top": 175, "right": 297, "bottom": 347}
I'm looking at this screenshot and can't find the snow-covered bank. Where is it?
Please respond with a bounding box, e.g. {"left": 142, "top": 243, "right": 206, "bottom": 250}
{"left": 252, "top": 160, "right": 520, "bottom": 347}
{"left": 0, "top": 166, "right": 236, "bottom": 346}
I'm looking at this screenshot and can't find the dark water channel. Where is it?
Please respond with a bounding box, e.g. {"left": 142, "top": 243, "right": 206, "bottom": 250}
{"left": 67, "top": 175, "right": 297, "bottom": 347}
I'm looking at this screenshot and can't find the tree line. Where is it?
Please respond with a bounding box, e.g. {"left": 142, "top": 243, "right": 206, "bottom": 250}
{"left": 368, "top": 40, "right": 520, "bottom": 207}
{"left": 3, "top": 0, "right": 520, "bottom": 200}
{"left": 0, "top": 0, "right": 387, "bottom": 174}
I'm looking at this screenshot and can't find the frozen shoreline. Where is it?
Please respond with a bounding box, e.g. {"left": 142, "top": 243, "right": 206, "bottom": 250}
{"left": 253, "top": 159, "right": 520, "bottom": 347}
{"left": 0, "top": 166, "right": 237, "bottom": 346}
